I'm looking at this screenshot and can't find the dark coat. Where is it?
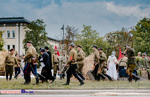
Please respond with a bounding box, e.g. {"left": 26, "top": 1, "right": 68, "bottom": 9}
{"left": 42, "top": 52, "right": 50, "bottom": 68}
{"left": 47, "top": 50, "right": 52, "bottom": 69}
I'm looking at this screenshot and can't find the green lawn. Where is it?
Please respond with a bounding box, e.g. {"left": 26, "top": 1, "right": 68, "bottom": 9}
{"left": 0, "top": 78, "right": 150, "bottom": 89}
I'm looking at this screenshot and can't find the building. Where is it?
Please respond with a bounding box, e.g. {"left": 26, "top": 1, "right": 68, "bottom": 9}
{"left": 0, "top": 17, "right": 61, "bottom": 55}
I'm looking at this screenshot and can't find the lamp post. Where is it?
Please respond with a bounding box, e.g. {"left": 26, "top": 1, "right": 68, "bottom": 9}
{"left": 61, "top": 24, "right": 64, "bottom": 50}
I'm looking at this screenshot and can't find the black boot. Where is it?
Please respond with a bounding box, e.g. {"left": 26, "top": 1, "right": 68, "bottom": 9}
{"left": 78, "top": 73, "right": 85, "bottom": 80}
{"left": 132, "top": 74, "right": 140, "bottom": 82}
{"left": 9, "top": 74, "right": 12, "bottom": 80}
{"left": 62, "top": 74, "right": 65, "bottom": 79}
{"left": 6, "top": 74, "right": 8, "bottom": 81}
{"left": 54, "top": 74, "right": 56, "bottom": 78}
{"left": 103, "top": 73, "right": 112, "bottom": 81}
{"left": 147, "top": 71, "right": 150, "bottom": 80}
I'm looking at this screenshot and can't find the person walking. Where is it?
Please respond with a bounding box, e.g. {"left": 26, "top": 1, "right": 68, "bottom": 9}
{"left": 5, "top": 49, "right": 17, "bottom": 80}
{"left": 63, "top": 43, "right": 84, "bottom": 86}
{"left": 107, "top": 51, "right": 118, "bottom": 80}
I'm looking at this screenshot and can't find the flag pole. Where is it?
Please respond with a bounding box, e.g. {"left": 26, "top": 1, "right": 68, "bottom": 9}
{"left": 61, "top": 24, "right": 65, "bottom": 50}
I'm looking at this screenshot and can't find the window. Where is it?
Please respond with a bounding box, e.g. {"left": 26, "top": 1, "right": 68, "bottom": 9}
{"left": 7, "top": 31, "right": 10, "bottom": 38}
{"left": 12, "top": 30, "right": 15, "bottom": 38}
{"left": 7, "top": 45, "right": 10, "bottom": 50}
{"left": 12, "top": 45, "right": 15, "bottom": 50}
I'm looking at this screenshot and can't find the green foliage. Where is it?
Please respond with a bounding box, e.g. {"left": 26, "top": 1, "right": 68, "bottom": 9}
{"left": 105, "top": 27, "right": 133, "bottom": 57}
{"left": 133, "top": 17, "right": 150, "bottom": 55}
{"left": 23, "top": 19, "right": 52, "bottom": 53}
{"left": 0, "top": 31, "right": 4, "bottom": 51}
{"left": 75, "top": 25, "right": 110, "bottom": 55}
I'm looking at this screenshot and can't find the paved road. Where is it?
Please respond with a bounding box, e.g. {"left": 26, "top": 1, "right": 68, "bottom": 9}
{"left": 1, "top": 89, "right": 150, "bottom": 96}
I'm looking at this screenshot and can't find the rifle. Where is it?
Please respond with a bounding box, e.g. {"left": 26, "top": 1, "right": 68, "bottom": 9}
{"left": 92, "top": 62, "right": 98, "bottom": 70}
{"left": 98, "top": 63, "right": 103, "bottom": 74}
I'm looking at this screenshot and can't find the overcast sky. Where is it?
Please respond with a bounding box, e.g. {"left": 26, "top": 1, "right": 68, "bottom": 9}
{"left": 0, "top": 0, "right": 150, "bottom": 39}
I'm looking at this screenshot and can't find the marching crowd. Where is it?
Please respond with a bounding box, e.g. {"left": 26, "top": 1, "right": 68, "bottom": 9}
{"left": 4, "top": 41, "right": 150, "bottom": 86}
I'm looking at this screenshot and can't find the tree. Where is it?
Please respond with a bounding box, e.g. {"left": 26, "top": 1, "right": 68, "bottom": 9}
{"left": 133, "top": 17, "right": 150, "bottom": 54}
{"left": 0, "top": 31, "right": 4, "bottom": 51}
{"left": 105, "top": 27, "right": 133, "bottom": 57}
{"left": 75, "top": 25, "right": 110, "bottom": 55}
{"left": 23, "top": 19, "right": 51, "bottom": 53}
{"left": 64, "top": 25, "right": 78, "bottom": 53}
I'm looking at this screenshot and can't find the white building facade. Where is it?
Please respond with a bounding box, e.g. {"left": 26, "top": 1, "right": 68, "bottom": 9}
{"left": 0, "top": 17, "right": 61, "bottom": 55}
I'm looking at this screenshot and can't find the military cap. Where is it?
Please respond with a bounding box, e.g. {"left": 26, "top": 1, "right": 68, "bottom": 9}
{"left": 77, "top": 45, "right": 82, "bottom": 48}
{"left": 93, "top": 45, "right": 97, "bottom": 49}
{"left": 45, "top": 46, "right": 49, "bottom": 50}
{"left": 40, "top": 48, "right": 45, "bottom": 52}
{"left": 27, "top": 41, "right": 32, "bottom": 44}
{"left": 69, "top": 43, "right": 75, "bottom": 47}
{"left": 98, "top": 47, "right": 103, "bottom": 51}
{"left": 10, "top": 49, "right": 14, "bottom": 52}
{"left": 144, "top": 52, "right": 147, "bottom": 55}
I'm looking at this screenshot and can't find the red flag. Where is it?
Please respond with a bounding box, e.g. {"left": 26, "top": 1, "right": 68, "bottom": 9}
{"left": 118, "top": 48, "right": 122, "bottom": 60}
{"left": 54, "top": 46, "right": 57, "bottom": 50}
{"left": 54, "top": 46, "right": 60, "bottom": 56}
{"left": 57, "top": 51, "right": 60, "bottom": 56}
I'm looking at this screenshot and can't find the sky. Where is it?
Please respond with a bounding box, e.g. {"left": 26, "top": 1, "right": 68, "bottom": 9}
{"left": 0, "top": 0, "right": 150, "bottom": 40}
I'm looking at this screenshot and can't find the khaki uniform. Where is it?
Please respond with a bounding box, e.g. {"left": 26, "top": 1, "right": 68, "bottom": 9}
{"left": 24, "top": 45, "right": 38, "bottom": 63}
{"left": 67, "top": 48, "right": 77, "bottom": 65}
{"left": 5, "top": 53, "right": 17, "bottom": 74}
{"left": 98, "top": 51, "right": 107, "bottom": 74}
{"left": 60, "top": 55, "right": 69, "bottom": 74}
{"left": 14, "top": 57, "right": 21, "bottom": 68}
{"left": 126, "top": 48, "right": 136, "bottom": 74}
{"left": 52, "top": 54, "right": 59, "bottom": 74}
{"left": 94, "top": 49, "right": 99, "bottom": 63}
{"left": 77, "top": 50, "right": 86, "bottom": 73}
{"left": 119, "top": 56, "right": 128, "bottom": 67}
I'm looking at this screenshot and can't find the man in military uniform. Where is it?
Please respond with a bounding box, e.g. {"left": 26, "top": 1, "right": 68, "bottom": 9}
{"left": 97, "top": 47, "right": 112, "bottom": 81}
{"left": 5, "top": 49, "right": 17, "bottom": 80}
{"left": 23, "top": 41, "right": 39, "bottom": 85}
{"left": 136, "top": 52, "right": 142, "bottom": 68}
{"left": 91, "top": 45, "right": 100, "bottom": 80}
{"left": 76, "top": 45, "right": 86, "bottom": 80}
{"left": 59, "top": 50, "right": 69, "bottom": 79}
{"left": 14, "top": 53, "right": 21, "bottom": 79}
{"left": 139, "top": 53, "right": 150, "bottom": 79}
{"left": 52, "top": 50, "right": 59, "bottom": 78}
{"left": 125, "top": 45, "right": 140, "bottom": 82}
{"left": 63, "top": 43, "right": 84, "bottom": 86}
{"left": 118, "top": 52, "right": 128, "bottom": 77}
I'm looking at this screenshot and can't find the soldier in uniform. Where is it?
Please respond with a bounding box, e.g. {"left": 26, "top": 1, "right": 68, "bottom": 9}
{"left": 76, "top": 45, "right": 86, "bottom": 80}
{"left": 5, "top": 49, "right": 17, "bottom": 80}
{"left": 91, "top": 45, "right": 100, "bottom": 80}
{"left": 23, "top": 41, "right": 39, "bottom": 85}
{"left": 63, "top": 43, "right": 84, "bottom": 86}
{"left": 139, "top": 53, "right": 150, "bottom": 79}
{"left": 52, "top": 50, "right": 59, "bottom": 78}
{"left": 59, "top": 50, "right": 69, "bottom": 79}
{"left": 136, "top": 52, "right": 142, "bottom": 68}
{"left": 14, "top": 53, "right": 21, "bottom": 79}
{"left": 97, "top": 47, "right": 112, "bottom": 81}
{"left": 125, "top": 45, "right": 140, "bottom": 82}
{"left": 118, "top": 52, "right": 128, "bottom": 77}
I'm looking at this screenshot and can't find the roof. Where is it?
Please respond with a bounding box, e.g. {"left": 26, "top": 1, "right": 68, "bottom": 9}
{"left": 47, "top": 37, "right": 61, "bottom": 42}
{"left": 0, "top": 17, "right": 30, "bottom": 24}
